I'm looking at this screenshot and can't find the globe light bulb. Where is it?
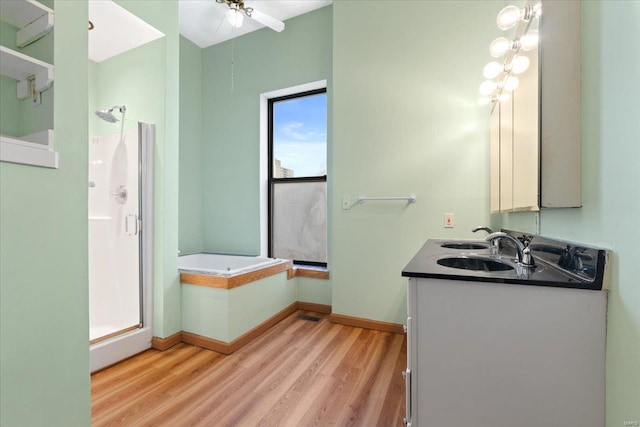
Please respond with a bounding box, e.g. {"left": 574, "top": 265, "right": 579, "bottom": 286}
{"left": 226, "top": 8, "right": 244, "bottom": 28}
{"left": 479, "top": 80, "right": 498, "bottom": 96}
{"left": 498, "top": 92, "right": 512, "bottom": 103}
{"left": 521, "top": 30, "right": 539, "bottom": 51}
{"left": 483, "top": 62, "right": 504, "bottom": 79}
{"left": 496, "top": 5, "right": 521, "bottom": 31}
{"left": 503, "top": 75, "right": 520, "bottom": 92}
{"left": 489, "top": 37, "right": 511, "bottom": 57}
{"left": 511, "top": 55, "right": 530, "bottom": 74}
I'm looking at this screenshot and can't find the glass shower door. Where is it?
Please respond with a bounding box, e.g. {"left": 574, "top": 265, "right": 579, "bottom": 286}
{"left": 88, "top": 126, "right": 141, "bottom": 344}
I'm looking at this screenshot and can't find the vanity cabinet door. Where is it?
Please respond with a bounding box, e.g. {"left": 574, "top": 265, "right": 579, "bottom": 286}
{"left": 499, "top": 97, "right": 514, "bottom": 211}
{"left": 512, "top": 46, "right": 540, "bottom": 211}
{"left": 490, "top": 105, "right": 501, "bottom": 213}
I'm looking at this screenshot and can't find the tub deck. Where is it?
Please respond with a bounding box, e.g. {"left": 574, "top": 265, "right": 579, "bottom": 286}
{"left": 180, "top": 259, "right": 293, "bottom": 289}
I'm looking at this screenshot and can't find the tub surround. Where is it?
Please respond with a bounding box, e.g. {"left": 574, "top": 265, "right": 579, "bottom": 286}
{"left": 181, "top": 302, "right": 299, "bottom": 355}
{"left": 172, "top": 256, "right": 334, "bottom": 355}
{"left": 180, "top": 260, "right": 293, "bottom": 289}
{"left": 151, "top": 257, "right": 395, "bottom": 355}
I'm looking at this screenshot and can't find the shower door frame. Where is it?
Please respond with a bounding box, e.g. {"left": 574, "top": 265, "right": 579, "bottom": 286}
{"left": 90, "top": 122, "right": 155, "bottom": 373}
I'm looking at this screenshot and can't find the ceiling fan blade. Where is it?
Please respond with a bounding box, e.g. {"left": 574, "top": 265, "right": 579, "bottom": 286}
{"left": 249, "top": 8, "right": 285, "bottom": 32}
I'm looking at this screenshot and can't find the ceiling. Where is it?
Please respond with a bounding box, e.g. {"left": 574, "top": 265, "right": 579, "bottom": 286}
{"left": 88, "top": 0, "right": 331, "bottom": 63}
{"left": 179, "top": 0, "right": 333, "bottom": 48}
{"left": 88, "top": 0, "right": 165, "bottom": 62}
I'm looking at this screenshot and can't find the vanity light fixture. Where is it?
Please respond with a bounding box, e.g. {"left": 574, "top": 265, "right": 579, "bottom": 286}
{"left": 483, "top": 55, "right": 530, "bottom": 80}
{"left": 511, "top": 55, "right": 530, "bottom": 74}
{"left": 483, "top": 61, "right": 503, "bottom": 79}
{"left": 502, "top": 75, "right": 520, "bottom": 92}
{"left": 489, "top": 37, "right": 511, "bottom": 57}
{"left": 520, "top": 29, "right": 539, "bottom": 50}
{"left": 496, "top": 5, "right": 522, "bottom": 30}
{"left": 479, "top": 0, "right": 541, "bottom": 104}
{"left": 496, "top": 2, "right": 541, "bottom": 31}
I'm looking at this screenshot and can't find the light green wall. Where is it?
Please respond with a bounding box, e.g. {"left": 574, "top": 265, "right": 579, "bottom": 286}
{"left": 179, "top": 36, "right": 204, "bottom": 254}
{"left": 297, "top": 276, "right": 332, "bottom": 306}
{"left": 199, "top": 6, "right": 332, "bottom": 255}
{"left": 0, "top": 1, "right": 91, "bottom": 425}
{"left": 331, "top": 1, "right": 498, "bottom": 324}
{"left": 89, "top": 38, "right": 166, "bottom": 137}
{"left": 499, "top": 2, "right": 640, "bottom": 424}
{"left": 111, "top": 0, "right": 181, "bottom": 339}
{"left": 178, "top": 9, "right": 334, "bottom": 341}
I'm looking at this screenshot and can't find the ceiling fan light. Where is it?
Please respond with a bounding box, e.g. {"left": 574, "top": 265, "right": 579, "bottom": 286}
{"left": 226, "top": 8, "right": 244, "bottom": 28}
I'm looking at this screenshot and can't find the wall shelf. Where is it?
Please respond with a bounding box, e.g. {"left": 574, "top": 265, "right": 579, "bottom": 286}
{"left": 0, "top": 0, "right": 56, "bottom": 169}
{"left": 0, "top": 0, "right": 53, "bottom": 29}
{"left": 0, "top": 130, "right": 58, "bottom": 168}
{"left": 0, "top": 45, "right": 54, "bottom": 93}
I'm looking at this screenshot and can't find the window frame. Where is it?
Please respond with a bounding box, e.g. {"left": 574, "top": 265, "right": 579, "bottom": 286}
{"left": 267, "top": 88, "right": 327, "bottom": 267}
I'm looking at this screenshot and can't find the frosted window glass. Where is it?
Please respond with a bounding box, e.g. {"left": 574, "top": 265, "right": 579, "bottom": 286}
{"left": 272, "top": 181, "right": 327, "bottom": 263}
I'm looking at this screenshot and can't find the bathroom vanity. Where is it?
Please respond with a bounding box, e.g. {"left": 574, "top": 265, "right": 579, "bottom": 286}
{"left": 401, "top": 234, "right": 607, "bottom": 427}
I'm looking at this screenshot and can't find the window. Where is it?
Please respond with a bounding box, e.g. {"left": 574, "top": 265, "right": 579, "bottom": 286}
{"left": 268, "top": 89, "right": 327, "bottom": 266}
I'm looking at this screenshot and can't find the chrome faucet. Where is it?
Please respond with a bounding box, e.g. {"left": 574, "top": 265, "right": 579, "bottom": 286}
{"left": 473, "top": 226, "right": 500, "bottom": 253}
{"left": 484, "top": 232, "right": 535, "bottom": 268}
{"left": 472, "top": 226, "right": 494, "bottom": 234}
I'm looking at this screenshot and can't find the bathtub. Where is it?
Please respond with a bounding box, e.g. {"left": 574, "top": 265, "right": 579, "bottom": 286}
{"left": 178, "top": 253, "right": 284, "bottom": 276}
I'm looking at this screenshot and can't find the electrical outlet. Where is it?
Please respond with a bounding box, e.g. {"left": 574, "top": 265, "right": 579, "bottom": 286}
{"left": 444, "top": 213, "right": 454, "bottom": 228}
{"left": 342, "top": 197, "right": 352, "bottom": 210}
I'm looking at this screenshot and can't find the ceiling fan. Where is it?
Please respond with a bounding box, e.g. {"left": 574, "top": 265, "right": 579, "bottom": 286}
{"left": 216, "top": 0, "right": 285, "bottom": 32}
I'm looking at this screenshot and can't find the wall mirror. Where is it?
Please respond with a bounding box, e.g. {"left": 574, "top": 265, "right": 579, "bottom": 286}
{"left": 487, "top": 0, "right": 582, "bottom": 213}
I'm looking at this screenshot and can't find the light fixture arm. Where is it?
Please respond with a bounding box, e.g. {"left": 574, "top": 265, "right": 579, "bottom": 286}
{"left": 216, "top": 0, "right": 254, "bottom": 17}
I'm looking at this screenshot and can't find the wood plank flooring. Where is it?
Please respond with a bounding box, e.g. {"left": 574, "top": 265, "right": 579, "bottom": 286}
{"left": 92, "top": 310, "right": 407, "bottom": 427}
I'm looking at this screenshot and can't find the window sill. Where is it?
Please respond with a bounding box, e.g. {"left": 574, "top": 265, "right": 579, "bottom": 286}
{"left": 288, "top": 265, "right": 330, "bottom": 280}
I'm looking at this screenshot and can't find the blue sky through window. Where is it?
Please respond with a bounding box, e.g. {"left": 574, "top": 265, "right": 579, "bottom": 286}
{"left": 273, "top": 92, "right": 327, "bottom": 178}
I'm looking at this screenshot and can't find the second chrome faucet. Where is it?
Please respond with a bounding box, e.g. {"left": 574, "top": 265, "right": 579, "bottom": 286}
{"left": 484, "top": 232, "right": 535, "bottom": 268}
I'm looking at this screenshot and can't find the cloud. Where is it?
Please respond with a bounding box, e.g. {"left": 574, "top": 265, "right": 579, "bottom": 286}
{"left": 280, "top": 121, "right": 326, "bottom": 141}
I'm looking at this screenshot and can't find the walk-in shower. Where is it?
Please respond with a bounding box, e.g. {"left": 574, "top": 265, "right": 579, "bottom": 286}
{"left": 89, "top": 110, "right": 154, "bottom": 372}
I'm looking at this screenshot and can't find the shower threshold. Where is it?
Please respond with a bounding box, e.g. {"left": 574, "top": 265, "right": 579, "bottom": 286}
{"left": 90, "top": 324, "right": 140, "bottom": 345}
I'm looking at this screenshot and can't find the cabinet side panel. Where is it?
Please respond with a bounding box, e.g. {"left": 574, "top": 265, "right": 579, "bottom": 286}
{"left": 540, "top": 0, "right": 582, "bottom": 208}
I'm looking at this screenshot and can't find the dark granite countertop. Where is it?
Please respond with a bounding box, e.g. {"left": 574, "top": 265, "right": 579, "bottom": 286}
{"left": 402, "top": 233, "right": 607, "bottom": 291}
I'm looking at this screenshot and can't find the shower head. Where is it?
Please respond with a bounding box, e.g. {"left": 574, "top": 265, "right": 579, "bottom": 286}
{"left": 95, "top": 105, "right": 126, "bottom": 123}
